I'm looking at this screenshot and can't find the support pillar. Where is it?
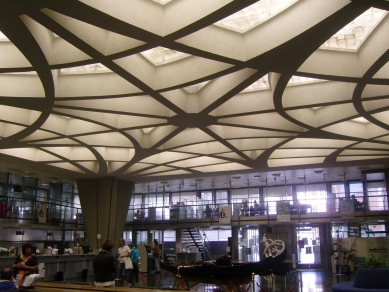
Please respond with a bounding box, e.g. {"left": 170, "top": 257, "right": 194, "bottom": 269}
{"left": 132, "top": 229, "right": 138, "bottom": 245}
{"left": 175, "top": 228, "right": 182, "bottom": 253}
{"left": 231, "top": 226, "right": 239, "bottom": 261}
{"left": 76, "top": 177, "right": 134, "bottom": 249}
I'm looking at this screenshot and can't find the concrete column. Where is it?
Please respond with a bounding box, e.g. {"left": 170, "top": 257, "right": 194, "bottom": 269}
{"left": 231, "top": 226, "right": 239, "bottom": 261}
{"left": 175, "top": 228, "right": 182, "bottom": 252}
{"left": 76, "top": 177, "right": 134, "bottom": 249}
{"left": 132, "top": 229, "right": 138, "bottom": 245}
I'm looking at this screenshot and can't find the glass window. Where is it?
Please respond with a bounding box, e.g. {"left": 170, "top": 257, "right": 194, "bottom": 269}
{"left": 367, "top": 182, "right": 388, "bottom": 211}
{"left": 24, "top": 177, "right": 38, "bottom": 187}
{"left": 331, "top": 183, "right": 345, "bottom": 212}
{"left": 215, "top": 190, "right": 228, "bottom": 205}
{"left": 164, "top": 230, "right": 176, "bottom": 242}
{"left": 200, "top": 191, "right": 212, "bottom": 203}
{"left": 361, "top": 223, "right": 387, "bottom": 237}
{"left": 296, "top": 184, "right": 327, "bottom": 213}
{"left": 264, "top": 186, "right": 292, "bottom": 215}
{"left": 0, "top": 172, "right": 8, "bottom": 184}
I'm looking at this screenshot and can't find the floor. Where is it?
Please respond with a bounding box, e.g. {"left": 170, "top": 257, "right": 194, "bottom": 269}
{"left": 83, "top": 270, "right": 353, "bottom": 292}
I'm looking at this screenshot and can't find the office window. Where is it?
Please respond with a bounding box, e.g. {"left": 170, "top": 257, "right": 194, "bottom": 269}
{"left": 215, "top": 190, "right": 228, "bottom": 205}
{"left": 296, "top": 184, "right": 327, "bottom": 213}
{"left": 367, "top": 181, "right": 388, "bottom": 211}
{"left": 264, "top": 186, "right": 292, "bottom": 215}
{"left": 331, "top": 183, "right": 345, "bottom": 212}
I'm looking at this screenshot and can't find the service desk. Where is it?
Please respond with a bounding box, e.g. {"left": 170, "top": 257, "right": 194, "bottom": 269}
{"left": 0, "top": 253, "right": 95, "bottom": 281}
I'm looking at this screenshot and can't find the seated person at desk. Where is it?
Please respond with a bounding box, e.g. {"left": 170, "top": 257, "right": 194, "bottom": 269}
{"left": 240, "top": 200, "right": 249, "bottom": 217}
{"left": 12, "top": 242, "right": 38, "bottom": 286}
{"left": 249, "top": 205, "right": 255, "bottom": 216}
{"left": 0, "top": 268, "right": 18, "bottom": 291}
{"left": 205, "top": 205, "right": 212, "bottom": 218}
{"left": 351, "top": 195, "right": 364, "bottom": 211}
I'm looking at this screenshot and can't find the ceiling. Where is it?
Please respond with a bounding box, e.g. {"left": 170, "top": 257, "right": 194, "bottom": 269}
{"left": 1, "top": 0, "right": 389, "bottom": 192}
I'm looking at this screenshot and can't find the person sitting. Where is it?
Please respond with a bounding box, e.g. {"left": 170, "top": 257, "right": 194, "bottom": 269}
{"left": 93, "top": 240, "right": 116, "bottom": 287}
{"left": 0, "top": 268, "right": 18, "bottom": 291}
{"left": 241, "top": 200, "right": 249, "bottom": 216}
{"left": 205, "top": 205, "right": 212, "bottom": 218}
{"left": 254, "top": 200, "right": 260, "bottom": 211}
{"left": 351, "top": 195, "right": 364, "bottom": 211}
{"left": 250, "top": 205, "right": 255, "bottom": 216}
{"left": 12, "top": 242, "right": 38, "bottom": 287}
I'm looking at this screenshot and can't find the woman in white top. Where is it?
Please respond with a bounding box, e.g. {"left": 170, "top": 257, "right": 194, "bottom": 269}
{"left": 117, "top": 238, "right": 131, "bottom": 287}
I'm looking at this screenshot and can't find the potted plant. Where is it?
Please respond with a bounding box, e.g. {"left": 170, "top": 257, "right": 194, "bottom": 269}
{"left": 359, "top": 252, "right": 388, "bottom": 269}
{"left": 351, "top": 252, "right": 389, "bottom": 289}
{"left": 332, "top": 252, "right": 389, "bottom": 290}
{"left": 340, "top": 248, "right": 357, "bottom": 274}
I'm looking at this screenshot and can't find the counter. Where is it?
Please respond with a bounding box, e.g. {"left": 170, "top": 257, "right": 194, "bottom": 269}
{"left": 0, "top": 254, "right": 95, "bottom": 281}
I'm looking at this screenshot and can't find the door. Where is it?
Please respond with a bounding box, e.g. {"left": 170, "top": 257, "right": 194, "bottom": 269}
{"left": 296, "top": 226, "right": 323, "bottom": 269}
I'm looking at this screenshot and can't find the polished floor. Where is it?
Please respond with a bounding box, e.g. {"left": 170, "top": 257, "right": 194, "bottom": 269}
{"left": 61, "top": 269, "right": 354, "bottom": 291}
{"left": 114, "top": 270, "right": 353, "bottom": 292}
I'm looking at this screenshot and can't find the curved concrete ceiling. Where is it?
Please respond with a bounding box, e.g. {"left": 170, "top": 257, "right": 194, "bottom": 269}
{"left": 1, "top": 0, "right": 389, "bottom": 184}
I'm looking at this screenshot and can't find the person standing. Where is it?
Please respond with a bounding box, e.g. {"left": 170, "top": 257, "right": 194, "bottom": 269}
{"left": 151, "top": 239, "right": 161, "bottom": 274}
{"left": 117, "top": 238, "right": 131, "bottom": 287}
{"left": 93, "top": 240, "right": 116, "bottom": 287}
{"left": 129, "top": 244, "right": 139, "bottom": 286}
{"left": 0, "top": 268, "right": 18, "bottom": 291}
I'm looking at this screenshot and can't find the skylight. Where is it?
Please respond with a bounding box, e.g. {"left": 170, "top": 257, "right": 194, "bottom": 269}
{"left": 183, "top": 81, "right": 210, "bottom": 93}
{"left": 321, "top": 8, "right": 387, "bottom": 51}
{"left": 352, "top": 117, "right": 369, "bottom": 124}
{"left": 0, "top": 31, "right": 9, "bottom": 41}
{"left": 142, "top": 127, "right": 155, "bottom": 134}
{"left": 214, "top": 0, "right": 297, "bottom": 33}
{"left": 242, "top": 75, "right": 269, "bottom": 92}
{"left": 152, "top": 0, "right": 173, "bottom": 4}
{"left": 60, "top": 63, "right": 112, "bottom": 74}
{"left": 141, "top": 47, "right": 190, "bottom": 66}
{"left": 288, "top": 76, "right": 325, "bottom": 86}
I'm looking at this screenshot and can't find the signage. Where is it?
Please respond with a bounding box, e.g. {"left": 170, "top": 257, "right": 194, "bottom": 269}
{"left": 219, "top": 205, "right": 231, "bottom": 224}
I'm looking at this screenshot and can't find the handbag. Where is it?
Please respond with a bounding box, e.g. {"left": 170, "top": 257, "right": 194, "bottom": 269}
{"left": 124, "top": 257, "right": 133, "bottom": 269}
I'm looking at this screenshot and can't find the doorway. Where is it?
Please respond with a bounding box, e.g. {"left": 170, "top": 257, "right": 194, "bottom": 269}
{"left": 296, "top": 226, "right": 322, "bottom": 269}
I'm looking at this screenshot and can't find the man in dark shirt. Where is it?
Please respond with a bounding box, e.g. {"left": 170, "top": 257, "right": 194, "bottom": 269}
{"left": 93, "top": 240, "right": 116, "bottom": 287}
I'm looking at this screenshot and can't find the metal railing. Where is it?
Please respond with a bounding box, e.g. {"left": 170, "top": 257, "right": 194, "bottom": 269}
{"left": 127, "top": 192, "right": 388, "bottom": 223}
{"left": 0, "top": 194, "right": 83, "bottom": 226}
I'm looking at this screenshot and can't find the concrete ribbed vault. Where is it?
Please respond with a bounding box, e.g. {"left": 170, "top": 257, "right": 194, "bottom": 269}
{"left": 1, "top": 0, "right": 389, "bottom": 187}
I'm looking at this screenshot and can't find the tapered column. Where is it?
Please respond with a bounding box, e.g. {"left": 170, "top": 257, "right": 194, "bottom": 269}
{"left": 231, "top": 226, "right": 239, "bottom": 261}
{"left": 175, "top": 228, "right": 182, "bottom": 252}
{"left": 76, "top": 177, "right": 134, "bottom": 249}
